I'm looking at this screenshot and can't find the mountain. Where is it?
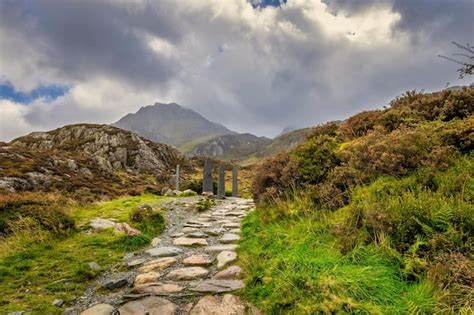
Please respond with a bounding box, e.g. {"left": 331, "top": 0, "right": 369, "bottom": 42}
{"left": 278, "top": 125, "right": 299, "bottom": 136}
{"left": 189, "top": 128, "right": 310, "bottom": 163}
{"left": 2, "top": 124, "right": 185, "bottom": 197}
{"left": 188, "top": 133, "right": 272, "bottom": 161}
{"left": 113, "top": 103, "right": 235, "bottom": 147}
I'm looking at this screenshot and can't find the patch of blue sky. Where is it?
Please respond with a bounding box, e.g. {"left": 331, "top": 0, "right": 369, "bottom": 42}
{"left": 0, "top": 81, "right": 68, "bottom": 104}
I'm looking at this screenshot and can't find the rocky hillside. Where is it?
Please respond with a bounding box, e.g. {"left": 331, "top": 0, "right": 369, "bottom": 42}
{"left": 1, "top": 124, "right": 186, "bottom": 199}
{"left": 189, "top": 128, "right": 310, "bottom": 163}
{"left": 113, "top": 103, "right": 235, "bottom": 147}
{"left": 188, "top": 133, "right": 271, "bottom": 161}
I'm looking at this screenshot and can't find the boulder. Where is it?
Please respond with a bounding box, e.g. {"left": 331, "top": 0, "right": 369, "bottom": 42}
{"left": 173, "top": 237, "right": 208, "bottom": 246}
{"left": 183, "top": 254, "right": 213, "bottom": 266}
{"left": 217, "top": 251, "right": 238, "bottom": 269}
{"left": 118, "top": 297, "right": 177, "bottom": 315}
{"left": 189, "top": 280, "right": 244, "bottom": 293}
{"left": 213, "top": 266, "right": 242, "bottom": 280}
{"left": 80, "top": 304, "right": 114, "bottom": 315}
{"left": 134, "top": 271, "right": 161, "bottom": 286}
{"left": 131, "top": 282, "right": 184, "bottom": 295}
{"left": 138, "top": 257, "right": 177, "bottom": 273}
{"left": 219, "top": 233, "right": 240, "bottom": 244}
{"left": 145, "top": 246, "right": 183, "bottom": 257}
{"left": 205, "top": 244, "right": 239, "bottom": 253}
{"left": 190, "top": 294, "right": 246, "bottom": 315}
{"left": 166, "top": 267, "right": 209, "bottom": 281}
{"left": 114, "top": 222, "right": 141, "bottom": 236}
{"left": 89, "top": 218, "right": 115, "bottom": 231}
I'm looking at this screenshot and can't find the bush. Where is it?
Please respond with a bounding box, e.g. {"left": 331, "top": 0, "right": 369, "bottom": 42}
{"left": 292, "top": 135, "right": 341, "bottom": 185}
{"left": 129, "top": 204, "right": 153, "bottom": 222}
{"left": 251, "top": 152, "right": 299, "bottom": 202}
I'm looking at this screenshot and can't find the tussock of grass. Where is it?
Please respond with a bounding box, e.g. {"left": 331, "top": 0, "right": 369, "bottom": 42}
{"left": 0, "top": 194, "right": 166, "bottom": 314}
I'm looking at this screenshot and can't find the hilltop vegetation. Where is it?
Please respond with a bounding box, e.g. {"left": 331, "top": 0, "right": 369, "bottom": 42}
{"left": 240, "top": 88, "right": 473, "bottom": 313}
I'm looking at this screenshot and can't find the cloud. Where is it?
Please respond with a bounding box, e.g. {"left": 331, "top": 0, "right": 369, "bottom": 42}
{"left": 0, "top": 0, "right": 472, "bottom": 141}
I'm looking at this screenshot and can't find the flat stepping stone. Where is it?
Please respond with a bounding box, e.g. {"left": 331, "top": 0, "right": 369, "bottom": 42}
{"left": 186, "top": 231, "right": 208, "bottom": 238}
{"left": 219, "top": 233, "right": 240, "bottom": 244}
{"left": 229, "top": 228, "right": 241, "bottom": 235}
{"left": 118, "top": 296, "right": 176, "bottom": 315}
{"left": 127, "top": 258, "right": 146, "bottom": 267}
{"left": 183, "top": 254, "right": 213, "bottom": 266}
{"left": 204, "top": 228, "right": 224, "bottom": 236}
{"left": 131, "top": 283, "right": 184, "bottom": 295}
{"left": 190, "top": 294, "right": 246, "bottom": 315}
{"left": 138, "top": 257, "right": 177, "bottom": 273}
{"left": 170, "top": 232, "right": 184, "bottom": 238}
{"left": 225, "top": 212, "right": 245, "bottom": 216}
{"left": 217, "top": 251, "right": 238, "bottom": 269}
{"left": 182, "top": 227, "right": 199, "bottom": 233}
{"left": 213, "top": 266, "right": 242, "bottom": 280}
{"left": 146, "top": 246, "right": 183, "bottom": 257}
{"left": 173, "top": 237, "right": 208, "bottom": 246}
{"left": 223, "top": 223, "right": 240, "bottom": 229}
{"left": 134, "top": 271, "right": 161, "bottom": 286}
{"left": 167, "top": 267, "right": 209, "bottom": 281}
{"left": 189, "top": 279, "right": 244, "bottom": 293}
{"left": 205, "top": 244, "right": 239, "bottom": 253}
{"left": 81, "top": 304, "right": 114, "bottom": 315}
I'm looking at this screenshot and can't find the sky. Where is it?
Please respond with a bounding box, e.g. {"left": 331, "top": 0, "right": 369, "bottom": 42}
{"left": 0, "top": 0, "right": 473, "bottom": 141}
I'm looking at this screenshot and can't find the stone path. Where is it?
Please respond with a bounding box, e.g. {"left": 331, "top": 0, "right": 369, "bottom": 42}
{"left": 68, "top": 197, "right": 256, "bottom": 315}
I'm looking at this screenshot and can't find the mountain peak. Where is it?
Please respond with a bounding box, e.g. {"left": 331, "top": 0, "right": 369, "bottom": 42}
{"left": 113, "top": 102, "right": 235, "bottom": 147}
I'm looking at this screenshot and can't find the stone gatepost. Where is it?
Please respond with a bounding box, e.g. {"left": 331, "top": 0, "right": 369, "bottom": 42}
{"left": 232, "top": 166, "right": 238, "bottom": 197}
{"left": 217, "top": 166, "right": 225, "bottom": 198}
{"left": 202, "top": 159, "right": 213, "bottom": 193}
{"left": 175, "top": 165, "right": 180, "bottom": 191}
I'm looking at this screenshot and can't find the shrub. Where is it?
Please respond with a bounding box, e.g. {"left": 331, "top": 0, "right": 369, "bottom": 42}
{"left": 251, "top": 151, "right": 299, "bottom": 202}
{"left": 292, "top": 135, "right": 341, "bottom": 185}
{"left": 129, "top": 204, "right": 153, "bottom": 222}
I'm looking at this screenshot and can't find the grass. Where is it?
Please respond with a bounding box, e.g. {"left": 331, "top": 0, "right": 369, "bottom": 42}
{"left": 238, "top": 211, "right": 443, "bottom": 314}
{"left": 0, "top": 194, "right": 167, "bottom": 314}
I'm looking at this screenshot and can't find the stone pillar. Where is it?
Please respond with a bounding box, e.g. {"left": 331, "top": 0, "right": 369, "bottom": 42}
{"left": 202, "top": 159, "right": 213, "bottom": 193}
{"left": 217, "top": 166, "right": 225, "bottom": 198}
{"left": 175, "top": 165, "right": 180, "bottom": 191}
{"left": 232, "top": 166, "right": 238, "bottom": 197}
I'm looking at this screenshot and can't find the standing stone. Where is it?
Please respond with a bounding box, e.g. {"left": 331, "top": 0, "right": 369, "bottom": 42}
{"left": 217, "top": 166, "right": 225, "bottom": 198}
{"left": 175, "top": 165, "right": 180, "bottom": 191}
{"left": 203, "top": 159, "right": 213, "bottom": 193}
{"left": 232, "top": 166, "right": 238, "bottom": 197}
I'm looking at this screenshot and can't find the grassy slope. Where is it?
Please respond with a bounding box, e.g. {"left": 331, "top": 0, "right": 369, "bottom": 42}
{"left": 0, "top": 194, "right": 167, "bottom": 314}
{"left": 239, "top": 156, "right": 473, "bottom": 314}
{"left": 239, "top": 213, "right": 437, "bottom": 314}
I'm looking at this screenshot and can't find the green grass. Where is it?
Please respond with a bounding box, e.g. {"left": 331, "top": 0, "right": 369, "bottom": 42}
{"left": 0, "top": 194, "right": 167, "bottom": 314}
{"left": 238, "top": 211, "right": 442, "bottom": 314}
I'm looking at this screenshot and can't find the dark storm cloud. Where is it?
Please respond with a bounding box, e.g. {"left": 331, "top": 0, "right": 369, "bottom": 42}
{"left": 0, "top": 0, "right": 182, "bottom": 89}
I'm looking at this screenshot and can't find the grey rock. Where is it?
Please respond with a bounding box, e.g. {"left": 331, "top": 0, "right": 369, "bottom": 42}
{"left": 118, "top": 296, "right": 177, "bottom": 315}
{"left": 80, "top": 304, "right": 114, "bottom": 315}
{"left": 217, "top": 251, "right": 238, "bottom": 269}
{"left": 189, "top": 279, "right": 245, "bottom": 293}
{"left": 53, "top": 299, "right": 64, "bottom": 307}
{"left": 103, "top": 277, "right": 128, "bottom": 290}
{"left": 205, "top": 244, "right": 239, "bottom": 252}
{"left": 88, "top": 262, "right": 101, "bottom": 270}
{"left": 219, "top": 233, "right": 240, "bottom": 244}
{"left": 145, "top": 246, "right": 183, "bottom": 257}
